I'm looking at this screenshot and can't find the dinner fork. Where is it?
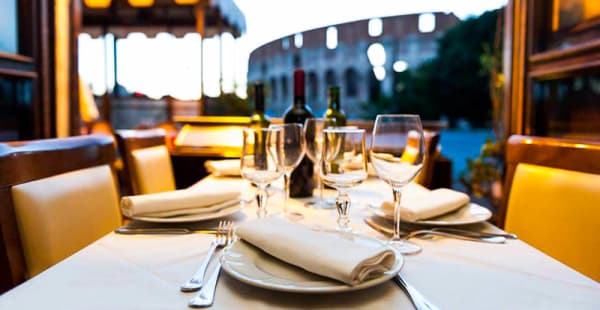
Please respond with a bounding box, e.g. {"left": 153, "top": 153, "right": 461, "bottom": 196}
{"left": 180, "top": 220, "right": 232, "bottom": 292}
{"left": 394, "top": 274, "right": 440, "bottom": 310}
{"left": 189, "top": 223, "right": 235, "bottom": 308}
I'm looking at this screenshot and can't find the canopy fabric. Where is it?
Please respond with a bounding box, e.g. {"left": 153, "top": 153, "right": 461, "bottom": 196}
{"left": 82, "top": 0, "right": 246, "bottom": 38}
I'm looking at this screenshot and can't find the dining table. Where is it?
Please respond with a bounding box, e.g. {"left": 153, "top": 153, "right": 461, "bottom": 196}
{"left": 0, "top": 175, "right": 598, "bottom": 310}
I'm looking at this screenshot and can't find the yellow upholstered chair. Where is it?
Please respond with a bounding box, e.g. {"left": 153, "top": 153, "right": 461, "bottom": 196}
{"left": 0, "top": 135, "right": 121, "bottom": 289}
{"left": 501, "top": 135, "right": 600, "bottom": 282}
{"left": 115, "top": 129, "right": 175, "bottom": 195}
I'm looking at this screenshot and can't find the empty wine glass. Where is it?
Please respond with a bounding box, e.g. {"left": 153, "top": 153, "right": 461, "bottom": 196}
{"left": 240, "top": 127, "right": 284, "bottom": 218}
{"left": 370, "top": 114, "right": 425, "bottom": 254}
{"left": 303, "top": 118, "right": 334, "bottom": 209}
{"left": 269, "top": 123, "right": 306, "bottom": 218}
{"left": 320, "top": 128, "right": 368, "bottom": 232}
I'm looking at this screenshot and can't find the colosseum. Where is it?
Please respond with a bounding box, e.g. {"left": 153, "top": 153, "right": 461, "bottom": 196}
{"left": 248, "top": 12, "right": 460, "bottom": 119}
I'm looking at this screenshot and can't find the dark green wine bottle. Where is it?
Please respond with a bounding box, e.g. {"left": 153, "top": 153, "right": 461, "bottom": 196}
{"left": 324, "top": 86, "right": 346, "bottom": 127}
{"left": 283, "top": 69, "right": 314, "bottom": 197}
{"left": 249, "top": 82, "right": 270, "bottom": 128}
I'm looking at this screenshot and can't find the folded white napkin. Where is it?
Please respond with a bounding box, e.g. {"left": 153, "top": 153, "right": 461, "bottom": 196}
{"left": 381, "top": 186, "right": 470, "bottom": 221}
{"left": 204, "top": 159, "right": 241, "bottom": 176}
{"left": 121, "top": 188, "right": 240, "bottom": 218}
{"left": 236, "top": 217, "right": 396, "bottom": 286}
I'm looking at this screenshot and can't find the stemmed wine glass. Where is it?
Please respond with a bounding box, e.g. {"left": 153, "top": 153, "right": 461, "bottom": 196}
{"left": 320, "top": 127, "right": 368, "bottom": 231}
{"left": 240, "top": 127, "right": 284, "bottom": 218}
{"left": 370, "top": 114, "right": 425, "bottom": 254}
{"left": 303, "top": 118, "right": 334, "bottom": 209}
{"left": 269, "top": 123, "right": 306, "bottom": 218}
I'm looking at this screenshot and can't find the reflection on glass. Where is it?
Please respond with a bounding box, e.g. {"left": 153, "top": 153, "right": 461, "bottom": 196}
{"left": 370, "top": 114, "right": 425, "bottom": 254}
{"left": 240, "top": 127, "right": 284, "bottom": 218}
{"left": 321, "top": 128, "right": 368, "bottom": 231}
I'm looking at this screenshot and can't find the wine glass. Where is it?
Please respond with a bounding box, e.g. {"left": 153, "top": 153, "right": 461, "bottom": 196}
{"left": 269, "top": 123, "right": 306, "bottom": 218}
{"left": 320, "top": 127, "right": 368, "bottom": 232}
{"left": 303, "top": 118, "right": 334, "bottom": 209}
{"left": 240, "top": 127, "right": 284, "bottom": 218}
{"left": 370, "top": 114, "right": 425, "bottom": 254}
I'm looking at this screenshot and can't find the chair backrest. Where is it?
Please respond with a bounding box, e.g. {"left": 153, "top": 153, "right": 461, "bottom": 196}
{"left": 501, "top": 135, "right": 600, "bottom": 282}
{"left": 414, "top": 131, "right": 440, "bottom": 188}
{"left": 0, "top": 135, "right": 121, "bottom": 292}
{"left": 115, "top": 129, "right": 175, "bottom": 195}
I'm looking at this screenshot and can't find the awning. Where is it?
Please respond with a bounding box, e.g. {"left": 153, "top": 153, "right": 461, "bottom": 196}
{"left": 82, "top": 0, "right": 246, "bottom": 38}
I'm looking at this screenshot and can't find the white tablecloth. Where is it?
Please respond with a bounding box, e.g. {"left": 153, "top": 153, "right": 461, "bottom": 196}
{"left": 1, "top": 176, "right": 599, "bottom": 309}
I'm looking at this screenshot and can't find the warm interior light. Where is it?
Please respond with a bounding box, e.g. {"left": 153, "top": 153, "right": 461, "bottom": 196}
{"left": 128, "top": 0, "right": 154, "bottom": 8}
{"left": 367, "top": 43, "right": 386, "bottom": 66}
{"left": 393, "top": 60, "right": 408, "bottom": 72}
{"left": 373, "top": 66, "right": 386, "bottom": 81}
{"left": 174, "top": 0, "right": 199, "bottom": 4}
{"left": 84, "top": 0, "right": 111, "bottom": 9}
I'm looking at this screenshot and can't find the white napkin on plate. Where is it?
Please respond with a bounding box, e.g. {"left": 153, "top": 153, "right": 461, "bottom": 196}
{"left": 204, "top": 159, "right": 241, "bottom": 176}
{"left": 121, "top": 187, "right": 240, "bottom": 218}
{"left": 236, "top": 217, "right": 396, "bottom": 286}
{"left": 381, "top": 187, "right": 470, "bottom": 221}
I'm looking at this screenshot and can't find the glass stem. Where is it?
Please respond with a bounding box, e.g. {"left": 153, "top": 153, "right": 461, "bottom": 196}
{"left": 256, "top": 185, "right": 268, "bottom": 218}
{"left": 335, "top": 190, "right": 350, "bottom": 231}
{"left": 392, "top": 187, "right": 402, "bottom": 241}
{"left": 316, "top": 161, "right": 324, "bottom": 203}
{"left": 283, "top": 173, "right": 290, "bottom": 213}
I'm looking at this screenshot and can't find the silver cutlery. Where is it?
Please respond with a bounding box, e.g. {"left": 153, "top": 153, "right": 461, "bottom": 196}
{"left": 431, "top": 227, "right": 518, "bottom": 239}
{"left": 394, "top": 274, "right": 440, "bottom": 310}
{"left": 189, "top": 223, "right": 235, "bottom": 308}
{"left": 364, "top": 218, "right": 506, "bottom": 244}
{"left": 180, "top": 221, "right": 232, "bottom": 292}
{"left": 114, "top": 227, "right": 217, "bottom": 235}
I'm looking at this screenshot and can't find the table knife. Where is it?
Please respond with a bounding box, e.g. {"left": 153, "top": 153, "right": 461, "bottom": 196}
{"left": 114, "top": 227, "right": 217, "bottom": 235}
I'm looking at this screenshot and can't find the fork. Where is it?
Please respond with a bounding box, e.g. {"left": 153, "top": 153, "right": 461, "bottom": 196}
{"left": 189, "top": 223, "right": 235, "bottom": 308}
{"left": 180, "top": 220, "right": 232, "bottom": 292}
{"left": 394, "top": 274, "right": 440, "bottom": 310}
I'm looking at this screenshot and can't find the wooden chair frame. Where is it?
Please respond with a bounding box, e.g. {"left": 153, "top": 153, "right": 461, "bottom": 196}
{"left": 115, "top": 129, "right": 168, "bottom": 195}
{"left": 499, "top": 135, "right": 600, "bottom": 228}
{"left": 0, "top": 134, "right": 117, "bottom": 292}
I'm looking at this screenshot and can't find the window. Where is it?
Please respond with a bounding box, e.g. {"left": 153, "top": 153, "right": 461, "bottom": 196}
{"left": 368, "top": 18, "right": 383, "bottom": 37}
{"left": 418, "top": 13, "right": 436, "bottom": 33}
{"left": 293, "top": 53, "right": 301, "bottom": 68}
{"left": 326, "top": 27, "right": 337, "bottom": 49}
{"left": 344, "top": 68, "right": 358, "bottom": 97}
{"left": 270, "top": 77, "right": 277, "bottom": 102}
{"left": 307, "top": 71, "right": 318, "bottom": 102}
{"left": 294, "top": 33, "right": 303, "bottom": 48}
{"left": 280, "top": 75, "right": 288, "bottom": 101}
{"left": 282, "top": 37, "right": 290, "bottom": 50}
{"left": 325, "top": 69, "right": 337, "bottom": 89}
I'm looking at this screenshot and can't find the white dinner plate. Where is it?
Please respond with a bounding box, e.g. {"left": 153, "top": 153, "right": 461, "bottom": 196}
{"left": 369, "top": 202, "right": 492, "bottom": 226}
{"left": 131, "top": 203, "right": 242, "bottom": 223}
{"left": 220, "top": 235, "right": 404, "bottom": 294}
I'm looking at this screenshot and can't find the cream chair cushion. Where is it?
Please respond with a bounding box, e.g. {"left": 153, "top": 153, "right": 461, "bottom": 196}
{"left": 505, "top": 163, "right": 600, "bottom": 281}
{"left": 131, "top": 145, "right": 175, "bottom": 194}
{"left": 12, "top": 165, "right": 121, "bottom": 277}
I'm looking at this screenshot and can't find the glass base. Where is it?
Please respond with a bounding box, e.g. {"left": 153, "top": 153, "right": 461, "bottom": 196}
{"left": 284, "top": 210, "right": 304, "bottom": 222}
{"left": 304, "top": 199, "right": 335, "bottom": 209}
{"left": 387, "top": 239, "right": 422, "bottom": 255}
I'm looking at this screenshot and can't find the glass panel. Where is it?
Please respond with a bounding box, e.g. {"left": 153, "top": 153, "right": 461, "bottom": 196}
{"left": 531, "top": 73, "right": 600, "bottom": 140}
{"left": 0, "top": 77, "right": 33, "bottom": 141}
{"left": 0, "top": 0, "right": 18, "bottom": 53}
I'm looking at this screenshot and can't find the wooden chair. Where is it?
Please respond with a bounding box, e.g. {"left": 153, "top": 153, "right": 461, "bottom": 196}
{"left": 500, "top": 135, "right": 600, "bottom": 282}
{"left": 115, "top": 129, "right": 175, "bottom": 195}
{"left": 0, "top": 135, "right": 121, "bottom": 292}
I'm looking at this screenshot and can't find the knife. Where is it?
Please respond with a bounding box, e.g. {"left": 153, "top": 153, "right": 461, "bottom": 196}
{"left": 114, "top": 227, "right": 217, "bottom": 235}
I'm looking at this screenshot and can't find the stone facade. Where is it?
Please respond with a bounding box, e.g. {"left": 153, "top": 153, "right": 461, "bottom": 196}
{"left": 248, "top": 12, "right": 459, "bottom": 118}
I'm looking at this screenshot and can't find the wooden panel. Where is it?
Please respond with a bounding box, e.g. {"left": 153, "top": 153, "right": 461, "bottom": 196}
{"left": 0, "top": 134, "right": 116, "bottom": 292}
{"left": 498, "top": 135, "right": 600, "bottom": 227}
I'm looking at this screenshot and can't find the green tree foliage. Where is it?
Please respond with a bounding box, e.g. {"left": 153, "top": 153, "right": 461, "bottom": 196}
{"left": 362, "top": 9, "right": 501, "bottom": 128}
